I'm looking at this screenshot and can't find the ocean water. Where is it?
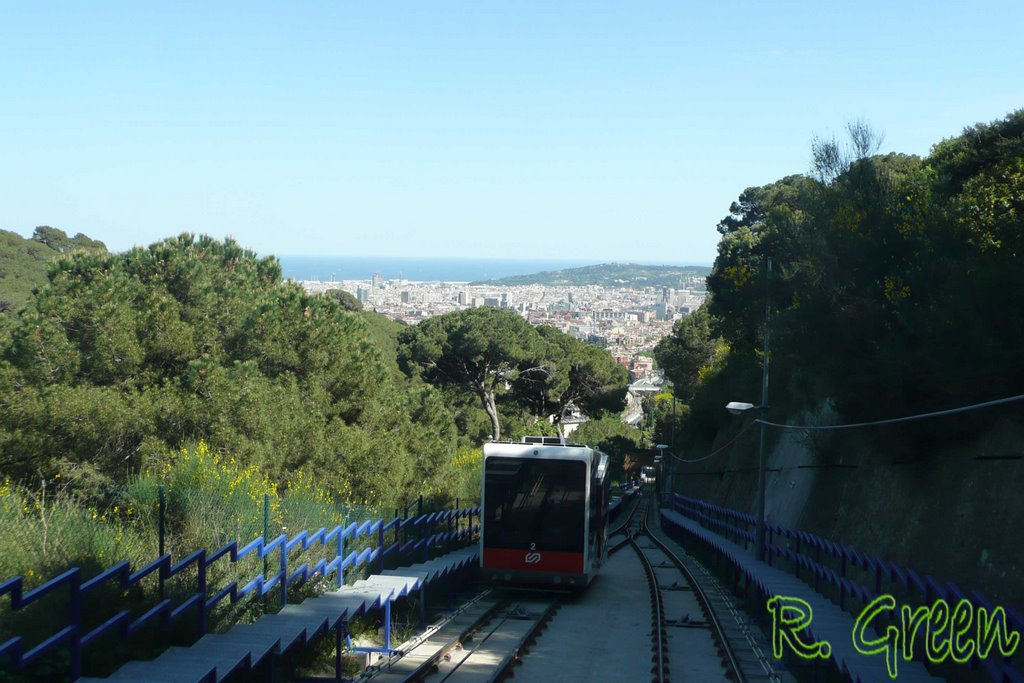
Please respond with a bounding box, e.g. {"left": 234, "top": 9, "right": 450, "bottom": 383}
{"left": 277, "top": 255, "right": 705, "bottom": 283}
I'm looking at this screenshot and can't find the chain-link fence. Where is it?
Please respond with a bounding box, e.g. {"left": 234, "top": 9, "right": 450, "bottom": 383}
{"left": 0, "top": 473, "right": 477, "bottom": 682}
{"left": 0, "top": 437, "right": 484, "bottom": 681}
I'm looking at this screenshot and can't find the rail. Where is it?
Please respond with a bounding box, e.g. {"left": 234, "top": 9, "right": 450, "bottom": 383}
{"left": 628, "top": 500, "right": 667, "bottom": 683}
{"left": 642, "top": 502, "right": 746, "bottom": 683}
{"left": 669, "top": 493, "right": 1023, "bottom": 683}
{"left": 0, "top": 503, "right": 480, "bottom": 680}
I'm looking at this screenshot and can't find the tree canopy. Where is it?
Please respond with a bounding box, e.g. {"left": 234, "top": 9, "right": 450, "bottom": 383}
{"left": 0, "top": 234, "right": 459, "bottom": 507}
{"left": 0, "top": 227, "right": 106, "bottom": 313}
{"left": 675, "top": 109, "right": 1024, "bottom": 449}
{"left": 397, "top": 307, "right": 628, "bottom": 441}
{"left": 653, "top": 305, "right": 723, "bottom": 401}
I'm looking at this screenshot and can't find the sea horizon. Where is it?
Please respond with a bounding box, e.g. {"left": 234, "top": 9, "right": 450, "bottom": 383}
{"left": 277, "top": 255, "right": 713, "bottom": 283}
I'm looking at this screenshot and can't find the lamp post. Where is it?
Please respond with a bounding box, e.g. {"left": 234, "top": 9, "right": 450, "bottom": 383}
{"left": 655, "top": 444, "right": 669, "bottom": 504}
{"left": 725, "top": 401, "right": 768, "bottom": 561}
{"left": 726, "top": 256, "right": 771, "bottom": 562}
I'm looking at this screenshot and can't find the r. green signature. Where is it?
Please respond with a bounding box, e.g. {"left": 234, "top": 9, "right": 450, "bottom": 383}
{"left": 767, "top": 594, "right": 1020, "bottom": 679}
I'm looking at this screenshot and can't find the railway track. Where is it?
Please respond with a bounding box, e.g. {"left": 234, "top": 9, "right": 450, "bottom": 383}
{"left": 608, "top": 487, "right": 643, "bottom": 548}
{"left": 362, "top": 490, "right": 786, "bottom": 682}
{"left": 617, "top": 495, "right": 787, "bottom": 683}
{"left": 421, "top": 598, "right": 556, "bottom": 682}
{"left": 360, "top": 593, "right": 557, "bottom": 682}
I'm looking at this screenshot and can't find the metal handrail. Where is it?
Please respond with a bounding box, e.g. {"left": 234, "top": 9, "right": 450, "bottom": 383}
{"left": 0, "top": 503, "right": 481, "bottom": 680}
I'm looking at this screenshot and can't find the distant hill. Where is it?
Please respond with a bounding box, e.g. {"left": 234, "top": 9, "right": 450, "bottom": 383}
{"left": 468, "top": 262, "right": 710, "bottom": 289}
{"left": 0, "top": 227, "right": 106, "bottom": 312}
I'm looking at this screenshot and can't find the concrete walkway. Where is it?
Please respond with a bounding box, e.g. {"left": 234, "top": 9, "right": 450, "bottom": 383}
{"left": 661, "top": 509, "right": 941, "bottom": 683}
{"left": 511, "top": 549, "right": 656, "bottom": 683}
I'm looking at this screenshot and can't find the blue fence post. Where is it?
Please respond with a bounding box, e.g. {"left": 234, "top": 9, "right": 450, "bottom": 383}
{"left": 337, "top": 505, "right": 345, "bottom": 589}
{"left": 69, "top": 567, "right": 82, "bottom": 680}
{"left": 378, "top": 520, "right": 385, "bottom": 574}
{"left": 263, "top": 493, "right": 270, "bottom": 584}
{"left": 198, "top": 550, "right": 208, "bottom": 636}
{"left": 280, "top": 536, "right": 289, "bottom": 607}
{"left": 394, "top": 508, "right": 400, "bottom": 554}
{"left": 421, "top": 517, "right": 428, "bottom": 564}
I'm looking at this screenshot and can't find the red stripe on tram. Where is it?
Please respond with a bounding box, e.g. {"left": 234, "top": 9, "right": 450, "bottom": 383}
{"left": 483, "top": 547, "right": 584, "bottom": 573}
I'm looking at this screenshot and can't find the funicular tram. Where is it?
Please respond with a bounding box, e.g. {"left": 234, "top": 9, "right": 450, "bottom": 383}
{"left": 481, "top": 436, "right": 610, "bottom": 588}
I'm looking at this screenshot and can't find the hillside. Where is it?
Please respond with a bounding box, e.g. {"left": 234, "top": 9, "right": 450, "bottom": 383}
{"left": 656, "top": 109, "right": 1024, "bottom": 618}
{"left": 468, "top": 262, "right": 710, "bottom": 288}
{"left": 0, "top": 227, "right": 106, "bottom": 311}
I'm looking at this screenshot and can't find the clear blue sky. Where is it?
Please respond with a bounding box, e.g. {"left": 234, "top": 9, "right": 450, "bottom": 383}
{"left": 2, "top": 1, "right": 1021, "bottom": 263}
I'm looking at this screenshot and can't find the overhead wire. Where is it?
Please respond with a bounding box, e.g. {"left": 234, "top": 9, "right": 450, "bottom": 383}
{"left": 668, "top": 418, "right": 757, "bottom": 463}
{"left": 665, "top": 392, "right": 1024, "bottom": 465}
{"left": 754, "top": 393, "right": 1024, "bottom": 431}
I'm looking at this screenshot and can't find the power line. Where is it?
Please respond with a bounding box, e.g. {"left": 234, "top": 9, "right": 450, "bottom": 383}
{"left": 670, "top": 419, "right": 757, "bottom": 463}
{"left": 755, "top": 393, "right": 1024, "bottom": 431}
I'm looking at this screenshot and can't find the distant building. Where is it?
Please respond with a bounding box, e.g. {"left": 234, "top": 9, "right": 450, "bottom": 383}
{"left": 484, "top": 297, "right": 500, "bottom": 307}
{"left": 629, "top": 356, "right": 654, "bottom": 380}
{"left": 372, "top": 272, "right": 384, "bottom": 289}
{"left": 458, "top": 291, "right": 468, "bottom": 305}
{"left": 593, "top": 310, "right": 627, "bottom": 320}
{"left": 401, "top": 291, "right": 410, "bottom": 303}
{"left": 356, "top": 287, "right": 370, "bottom": 303}
{"left": 629, "top": 374, "right": 662, "bottom": 394}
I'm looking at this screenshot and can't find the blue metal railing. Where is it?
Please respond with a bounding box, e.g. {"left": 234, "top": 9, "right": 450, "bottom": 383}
{"left": 607, "top": 480, "right": 641, "bottom": 520}
{"left": 0, "top": 504, "right": 480, "bottom": 680}
{"left": 668, "top": 493, "right": 1023, "bottom": 683}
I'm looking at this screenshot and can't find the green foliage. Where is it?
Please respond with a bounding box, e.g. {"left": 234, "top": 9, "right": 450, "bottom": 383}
{"left": 398, "top": 308, "right": 629, "bottom": 443}
{"left": 0, "top": 227, "right": 106, "bottom": 314}
{"left": 327, "top": 288, "right": 364, "bottom": 312}
{"left": 512, "top": 325, "right": 628, "bottom": 431}
{"left": 0, "top": 474, "right": 153, "bottom": 590}
{"left": 687, "top": 109, "right": 1024, "bottom": 448}
{"left": 572, "top": 415, "right": 643, "bottom": 482}
{"left": 0, "top": 234, "right": 460, "bottom": 510}
{"left": 653, "top": 305, "right": 724, "bottom": 400}
{"left": 397, "top": 307, "right": 545, "bottom": 441}
{"left": 31, "top": 226, "right": 106, "bottom": 254}
{"left": 0, "top": 443, "right": 386, "bottom": 682}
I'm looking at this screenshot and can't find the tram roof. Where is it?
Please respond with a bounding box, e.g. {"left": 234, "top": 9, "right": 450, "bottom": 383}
{"left": 482, "top": 440, "right": 604, "bottom": 464}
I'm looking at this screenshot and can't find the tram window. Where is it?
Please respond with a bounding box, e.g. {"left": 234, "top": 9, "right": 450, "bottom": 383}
{"left": 484, "top": 457, "right": 586, "bottom": 553}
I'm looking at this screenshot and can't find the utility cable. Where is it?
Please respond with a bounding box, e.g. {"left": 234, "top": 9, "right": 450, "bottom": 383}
{"left": 754, "top": 393, "right": 1024, "bottom": 431}
{"left": 669, "top": 419, "right": 757, "bottom": 463}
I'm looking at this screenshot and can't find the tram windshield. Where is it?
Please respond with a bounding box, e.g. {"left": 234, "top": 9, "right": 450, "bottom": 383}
{"left": 484, "top": 457, "right": 586, "bottom": 553}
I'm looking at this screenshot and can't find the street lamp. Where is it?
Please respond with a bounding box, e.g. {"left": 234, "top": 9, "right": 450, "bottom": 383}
{"left": 728, "top": 256, "right": 772, "bottom": 562}
{"left": 655, "top": 444, "right": 670, "bottom": 504}
{"left": 725, "top": 402, "right": 755, "bottom": 415}
{"left": 724, "top": 401, "right": 768, "bottom": 560}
